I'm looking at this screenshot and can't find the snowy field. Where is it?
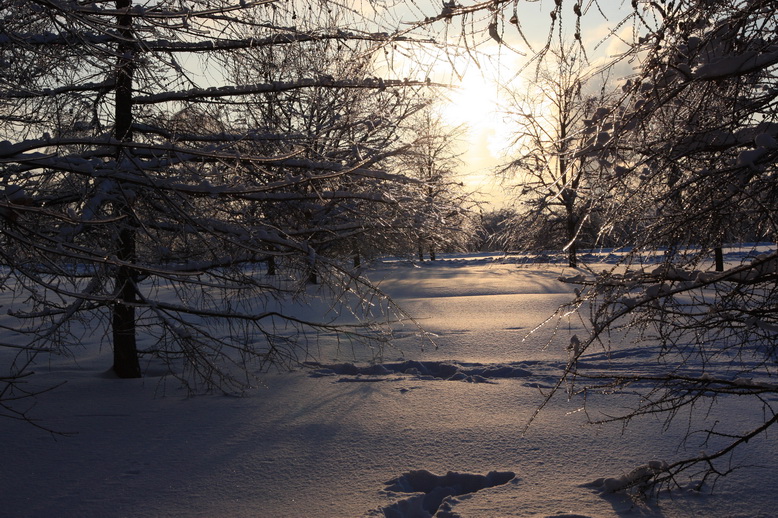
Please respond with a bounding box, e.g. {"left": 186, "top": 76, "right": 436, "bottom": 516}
{"left": 2, "top": 250, "right": 777, "bottom": 517}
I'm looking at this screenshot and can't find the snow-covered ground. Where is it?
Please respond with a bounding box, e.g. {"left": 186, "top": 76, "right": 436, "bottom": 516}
{"left": 2, "top": 251, "right": 776, "bottom": 517}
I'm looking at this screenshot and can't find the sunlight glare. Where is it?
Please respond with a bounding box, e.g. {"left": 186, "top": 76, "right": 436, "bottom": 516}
{"left": 439, "top": 71, "right": 501, "bottom": 130}
{"left": 435, "top": 57, "right": 517, "bottom": 175}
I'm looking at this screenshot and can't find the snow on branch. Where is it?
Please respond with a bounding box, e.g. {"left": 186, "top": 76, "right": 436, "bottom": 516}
{"left": 1, "top": 80, "right": 115, "bottom": 100}
{"left": 0, "top": 31, "right": 115, "bottom": 47}
{"left": 142, "top": 31, "right": 428, "bottom": 53}
{"left": 693, "top": 47, "right": 778, "bottom": 80}
{"left": 44, "top": 0, "right": 276, "bottom": 21}
{"left": 0, "top": 29, "right": 426, "bottom": 53}
{"left": 133, "top": 78, "right": 439, "bottom": 105}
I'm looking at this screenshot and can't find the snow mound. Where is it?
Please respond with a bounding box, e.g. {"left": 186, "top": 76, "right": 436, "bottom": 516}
{"left": 306, "top": 360, "right": 534, "bottom": 384}
{"left": 377, "top": 469, "right": 516, "bottom": 517}
{"left": 582, "top": 460, "right": 668, "bottom": 494}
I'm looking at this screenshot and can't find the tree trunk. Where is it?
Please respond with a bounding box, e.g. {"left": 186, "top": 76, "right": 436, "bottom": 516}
{"left": 112, "top": 0, "right": 141, "bottom": 378}
{"left": 714, "top": 246, "right": 724, "bottom": 272}
{"left": 566, "top": 202, "right": 577, "bottom": 268}
{"left": 113, "top": 228, "right": 141, "bottom": 378}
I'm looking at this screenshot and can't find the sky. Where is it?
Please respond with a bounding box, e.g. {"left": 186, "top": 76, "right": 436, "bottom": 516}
{"left": 415, "top": 0, "right": 641, "bottom": 209}
{"left": 186, "top": 0, "right": 640, "bottom": 210}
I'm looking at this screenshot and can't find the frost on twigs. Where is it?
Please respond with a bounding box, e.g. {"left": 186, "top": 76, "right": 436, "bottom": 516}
{"left": 511, "top": 0, "right": 778, "bottom": 504}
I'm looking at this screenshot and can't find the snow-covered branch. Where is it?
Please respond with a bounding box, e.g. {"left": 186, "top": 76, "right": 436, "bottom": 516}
{"left": 133, "top": 77, "right": 438, "bottom": 105}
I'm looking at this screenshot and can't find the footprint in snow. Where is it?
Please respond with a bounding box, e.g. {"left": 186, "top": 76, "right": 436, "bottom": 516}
{"left": 375, "top": 469, "right": 516, "bottom": 517}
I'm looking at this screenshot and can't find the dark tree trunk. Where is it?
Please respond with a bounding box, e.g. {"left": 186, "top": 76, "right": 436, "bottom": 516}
{"left": 714, "top": 246, "right": 724, "bottom": 272}
{"left": 267, "top": 255, "right": 276, "bottom": 276}
{"left": 418, "top": 242, "right": 424, "bottom": 262}
{"left": 112, "top": 0, "right": 141, "bottom": 378}
{"left": 113, "top": 228, "right": 141, "bottom": 378}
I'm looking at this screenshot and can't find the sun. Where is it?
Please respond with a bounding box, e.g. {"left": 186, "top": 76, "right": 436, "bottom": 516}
{"left": 408, "top": 46, "right": 522, "bottom": 207}
{"left": 439, "top": 71, "right": 502, "bottom": 130}
{"left": 435, "top": 62, "right": 517, "bottom": 169}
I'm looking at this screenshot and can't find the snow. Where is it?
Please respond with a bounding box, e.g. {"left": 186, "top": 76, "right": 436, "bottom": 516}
{"left": 755, "top": 133, "right": 777, "bottom": 148}
{"left": 1, "top": 252, "right": 777, "bottom": 517}
{"left": 737, "top": 147, "right": 767, "bottom": 167}
{"left": 693, "top": 49, "right": 778, "bottom": 80}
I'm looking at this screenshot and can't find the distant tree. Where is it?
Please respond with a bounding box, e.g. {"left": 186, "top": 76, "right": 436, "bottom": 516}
{"left": 225, "top": 30, "right": 432, "bottom": 271}
{"left": 464, "top": 208, "right": 510, "bottom": 252}
{"left": 500, "top": 45, "right": 608, "bottom": 266}
{"left": 0, "top": 0, "right": 441, "bottom": 414}
{"left": 394, "top": 108, "right": 475, "bottom": 261}
{"left": 536, "top": 0, "right": 778, "bottom": 494}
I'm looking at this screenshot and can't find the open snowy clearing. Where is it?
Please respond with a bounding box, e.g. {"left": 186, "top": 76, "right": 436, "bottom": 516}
{"left": 2, "top": 251, "right": 777, "bottom": 517}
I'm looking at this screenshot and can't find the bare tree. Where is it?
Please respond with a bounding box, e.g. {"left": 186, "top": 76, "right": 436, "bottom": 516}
{"left": 224, "top": 29, "right": 431, "bottom": 270}
{"left": 499, "top": 45, "right": 608, "bottom": 267}
{"left": 0, "top": 0, "right": 443, "bottom": 410}
{"left": 394, "top": 108, "right": 474, "bottom": 261}
{"left": 534, "top": 0, "right": 778, "bottom": 494}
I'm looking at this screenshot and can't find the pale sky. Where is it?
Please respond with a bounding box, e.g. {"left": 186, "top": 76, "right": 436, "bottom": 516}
{"left": 423, "top": 1, "right": 639, "bottom": 209}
